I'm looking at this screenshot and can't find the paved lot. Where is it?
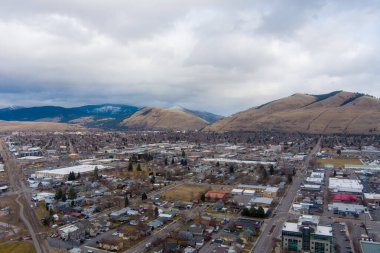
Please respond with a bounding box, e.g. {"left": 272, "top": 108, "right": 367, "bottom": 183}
{"left": 332, "top": 223, "right": 352, "bottom": 253}
{"left": 369, "top": 208, "right": 380, "bottom": 221}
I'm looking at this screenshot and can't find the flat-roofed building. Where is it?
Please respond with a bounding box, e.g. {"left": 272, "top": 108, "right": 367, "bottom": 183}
{"left": 329, "top": 178, "right": 363, "bottom": 194}
{"left": 281, "top": 215, "right": 333, "bottom": 253}
{"left": 364, "top": 193, "right": 380, "bottom": 206}
{"left": 36, "top": 165, "right": 109, "bottom": 178}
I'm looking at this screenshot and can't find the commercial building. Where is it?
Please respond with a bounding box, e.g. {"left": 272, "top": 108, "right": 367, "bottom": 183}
{"left": 281, "top": 215, "right": 333, "bottom": 253}
{"left": 328, "top": 178, "right": 363, "bottom": 194}
{"left": 360, "top": 241, "right": 380, "bottom": 253}
{"left": 328, "top": 202, "right": 366, "bottom": 215}
{"left": 364, "top": 193, "right": 380, "bottom": 206}
{"left": 36, "top": 165, "right": 109, "bottom": 178}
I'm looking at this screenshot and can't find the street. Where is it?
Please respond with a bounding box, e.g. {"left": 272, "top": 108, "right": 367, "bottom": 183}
{"left": 251, "top": 138, "right": 321, "bottom": 253}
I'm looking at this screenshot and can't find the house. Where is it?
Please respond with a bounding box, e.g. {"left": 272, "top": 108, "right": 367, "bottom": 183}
{"left": 148, "top": 219, "right": 164, "bottom": 229}
{"left": 249, "top": 197, "right": 273, "bottom": 208}
{"left": 58, "top": 220, "right": 90, "bottom": 241}
{"left": 194, "top": 236, "right": 204, "bottom": 248}
{"left": 119, "top": 224, "right": 151, "bottom": 240}
{"left": 184, "top": 246, "right": 196, "bottom": 253}
{"left": 166, "top": 242, "right": 180, "bottom": 252}
{"left": 99, "top": 238, "right": 124, "bottom": 251}
{"left": 0, "top": 185, "right": 8, "bottom": 193}
{"left": 205, "top": 190, "right": 228, "bottom": 201}
{"left": 188, "top": 223, "right": 204, "bottom": 236}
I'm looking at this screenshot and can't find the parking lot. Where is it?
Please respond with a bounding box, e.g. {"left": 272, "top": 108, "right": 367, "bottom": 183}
{"left": 332, "top": 222, "right": 353, "bottom": 253}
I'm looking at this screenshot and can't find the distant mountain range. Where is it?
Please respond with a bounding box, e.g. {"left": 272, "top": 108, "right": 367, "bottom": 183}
{"left": 206, "top": 91, "right": 380, "bottom": 134}
{"left": 121, "top": 107, "right": 210, "bottom": 131}
{"left": 0, "top": 104, "right": 223, "bottom": 130}
{"left": 1, "top": 91, "right": 380, "bottom": 134}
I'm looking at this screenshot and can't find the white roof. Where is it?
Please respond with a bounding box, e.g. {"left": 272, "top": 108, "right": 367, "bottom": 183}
{"left": 243, "top": 190, "right": 256, "bottom": 195}
{"left": 283, "top": 222, "right": 299, "bottom": 232}
{"left": 302, "top": 184, "right": 321, "bottom": 189}
{"left": 231, "top": 189, "right": 244, "bottom": 194}
{"left": 265, "top": 187, "right": 279, "bottom": 192}
{"left": 306, "top": 177, "right": 323, "bottom": 183}
{"left": 315, "top": 226, "right": 333, "bottom": 236}
{"left": 329, "top": 178, "right": 363, "bottom": 193}
{"left": 364, "top": 193, "right": 380, "bottom": 200}
{"left": 37, "top": 164, "right": 108, "bottom": 176}
{"left": 59, "top": 224, "right": 79, "bottom": 234}
{"left": 310, "top": 172, "right": 324, "bottom": 178}
{"left": 251, "top": 197, "right": 273, "bottom": 205}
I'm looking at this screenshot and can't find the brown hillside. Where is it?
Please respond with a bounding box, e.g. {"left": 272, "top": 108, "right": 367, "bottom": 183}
{"left": 0, "top": 120, "right": 85, "bottom": 132}
{"left": 121, "top": 107, "right": 208, "bottom": 131}
{"left": 206, "top": 91, "right": 380, "bottom": 134}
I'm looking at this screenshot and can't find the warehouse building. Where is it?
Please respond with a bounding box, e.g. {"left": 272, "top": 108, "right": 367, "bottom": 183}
{"left": 36, "top": 165, "right": 109, "bottom": 178}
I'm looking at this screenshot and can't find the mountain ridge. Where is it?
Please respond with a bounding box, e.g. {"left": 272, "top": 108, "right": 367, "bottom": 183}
{"left": 206, "top": 91, "right": 380, "bottom": 134}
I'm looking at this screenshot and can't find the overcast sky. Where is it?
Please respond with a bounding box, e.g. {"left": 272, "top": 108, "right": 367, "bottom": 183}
{"left": 0, "top": 0, "right": 379, "bottom": 115}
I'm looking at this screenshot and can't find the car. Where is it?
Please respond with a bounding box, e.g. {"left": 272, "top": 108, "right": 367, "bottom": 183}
{"left": 145, "top": 242, "right": 151, "bottom": 248}
{"left": 112, "top": 232, "right": 118, "bottom": 236}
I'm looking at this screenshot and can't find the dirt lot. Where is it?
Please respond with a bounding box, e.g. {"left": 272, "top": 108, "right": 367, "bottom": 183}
{"left": 161, "top": 184, "right": 211, "bottom": 202}
{"left": 318, "top": 158, "right": 363, "bottom": 166}
{"left": 0, "top": 194, "right": 29, "bottom": 243}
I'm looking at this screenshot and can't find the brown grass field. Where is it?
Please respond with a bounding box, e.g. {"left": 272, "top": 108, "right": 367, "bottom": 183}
{"left": 0, "top": 241, "right": 36, "bottom": 253}
{"left": 317, "top": 158, "right": 363, "bottom": 166}
{"left": 161, "top": 184, "right": 211, "bottom": 202}
{"left": 0, "top": 120, "right": 84, "bottom": 132}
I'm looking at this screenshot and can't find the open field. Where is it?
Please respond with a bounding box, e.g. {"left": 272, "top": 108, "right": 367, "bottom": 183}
{"left": 161, "top": 184, "right": 210, "bottom": 202}
{"left": 317, "top": 158, "right": 363, "bottom": 166}
{"left": 0, "top": 120, "right": 84, "bottom": 132}
{"left": 0, "top": 241, "right": 36, "bottom": 253}
{"left": 0, "top": 195, "right": 29, "bottom": 243}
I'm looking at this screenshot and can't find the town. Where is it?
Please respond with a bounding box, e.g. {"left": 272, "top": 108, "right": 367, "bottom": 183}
{"left": 0, "top": 130, "right": 379, "bottom": 253}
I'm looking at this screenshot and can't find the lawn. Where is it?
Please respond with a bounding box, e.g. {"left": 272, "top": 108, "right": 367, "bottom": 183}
{"left": 161, "top": 184, "right": 210, "bottom": 202}
{"left": 318, "top": 158, "right": 363, "bottom": 166}
{"left": 0, "top": 242, "right": 36, "bottom": 253}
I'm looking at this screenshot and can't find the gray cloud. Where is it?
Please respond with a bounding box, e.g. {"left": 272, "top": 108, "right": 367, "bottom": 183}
{"left": 0, "top": 0, "right": 379, "bottom": 115}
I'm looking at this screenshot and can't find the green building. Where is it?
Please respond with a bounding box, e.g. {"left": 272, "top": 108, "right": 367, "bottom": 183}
{"left": 281, "top": 215, "right": 333, "bottom": 253}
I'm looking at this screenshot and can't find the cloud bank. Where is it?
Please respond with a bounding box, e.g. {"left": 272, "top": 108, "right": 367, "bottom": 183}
{"left": 0, "top": 0, "right": 379, "bottom": 115}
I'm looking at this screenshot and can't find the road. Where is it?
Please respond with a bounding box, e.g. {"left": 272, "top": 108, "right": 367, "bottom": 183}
{"left": 0, "top": 139, "right": 51, "bottom": 253}
{"left": 251, "top": 138, "right": 321, "bottom": 253}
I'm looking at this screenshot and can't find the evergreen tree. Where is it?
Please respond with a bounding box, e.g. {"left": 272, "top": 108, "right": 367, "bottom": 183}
{"left": 262, "top": 167, "right": 268, "bottom": 181}
{"left": 181, "top": 150, "right": 186, "bottom": 157}
{"left": 164, "top": 157, "right": 168, "bottom": 166}
{"left": 141, "top": 192, "right": 148, "bottom": 201}
{"left": 68, "top": 187, "right": 77, "bottom": 200}
{"left": 55, "top": 188, "right": 63, "bottom": 200}
{"left": 42, "top": 216, "right": 50, "bottom": 226}
{"left": 94, "top": 166, "right": 99, "bottom": 179}
{"left": 287, "top": 174, "right": 293, "bottom": 184}
{"left": 124, "top": 195, "right": 129, "bottom": 207}
{"left": 242, "top": 208, "right": 250, "bottom": 216}
{"left": 62, "top": 193, "right": 67, "bottom": 202}
{"left": 171, "top": 158, "right": 175, "bottom": 165}
{"left": 128, "top": 162, "right": 133, "bottom": 171}
{"left": 200, "top": 193, "right": 206, "bottom": 202}
{"left": 229, "top": 165, "right": 234, "bottom": 174}
{"left": 150, "top": 175, "right": 156, "bottom": 184}
{"left": 257, "top": 206, "right": 265, "bottom": 218}
{"left": 68, "top": 171, "right": 76, "bottom": 181}
{"left": 154, "top": 207, "right": 159, "bottom": 217}
{"left": 137, "top": 163, "right": 142, "bottom": 171}
{"left": 216, "top": 161, "right": 220, "bottom": 167}
{"left": 77, "top": 172, "right": 81, "bottom": 179}
{"left": 269, "top": 165, "right": 274, "bottom": 175}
